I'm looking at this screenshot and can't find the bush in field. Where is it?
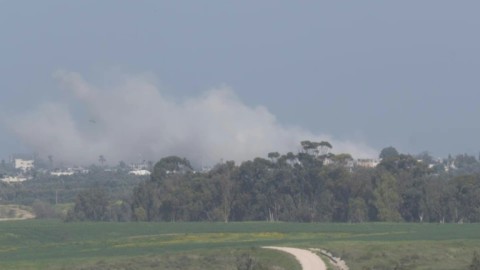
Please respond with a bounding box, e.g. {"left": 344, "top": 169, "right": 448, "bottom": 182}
{"left": 471, "top": 251, "right": 480, "bottom": 270}
{"left": 32, "top": 200, "right": 56, "bottom": 219}
{"left": 236, "top": 253, "right": 256, "bottom": 270}
{"left": 236, "top": 253, "right": 267, "bottom": 270}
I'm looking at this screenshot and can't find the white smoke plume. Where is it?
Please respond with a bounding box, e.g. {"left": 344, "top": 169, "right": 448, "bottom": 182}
{"left": 8, "top": 70, "right": 377, "bottom": 166}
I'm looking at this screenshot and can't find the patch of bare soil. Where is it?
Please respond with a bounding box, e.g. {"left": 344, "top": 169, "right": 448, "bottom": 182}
{"left": 0, "top": 205, "right": 35, "bottom": 221}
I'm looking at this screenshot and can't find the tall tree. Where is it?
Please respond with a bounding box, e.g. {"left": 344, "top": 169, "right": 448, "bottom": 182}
{"left": 379, "top": 146, "right": 399, "bottom": 160}
{"left": 267, "top": 152, "right": 280, "bottom": 163}
{"left": 98, "top": 155, "right": 106, "bottom": 166}
{"left": 68, "top": 188, "right": 109, "bottom": 221}
{"left": 209, "top": 161, "right": 237, "bottom": 222}
{"left": 151, "top": 156, "right": 193, "bottom": 182}
{"left": 450, "top": 175, "right": 480, "bottom": 222}
{"left": 373, "top": 171, "right": 402, "bottom": 221}
{"left": 48, "top": 155, "right": 54, "bottom": 169}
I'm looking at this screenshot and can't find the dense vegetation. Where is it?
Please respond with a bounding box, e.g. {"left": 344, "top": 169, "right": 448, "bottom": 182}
{"left": 2, "top": 141, "right": 480, "bottom": 223}
{"left": 2, "top": 142, "right": 480, "bottom": 268}
{"left": 0, "top": 165, "right": 145, "bottom": 220}
{"left": 127, "top": 142, "right": 480, "bottom": 223}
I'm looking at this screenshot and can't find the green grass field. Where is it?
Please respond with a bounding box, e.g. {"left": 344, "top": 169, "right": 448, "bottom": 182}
{"left": 0, "top": 220, "right": 479, "bottom": 269}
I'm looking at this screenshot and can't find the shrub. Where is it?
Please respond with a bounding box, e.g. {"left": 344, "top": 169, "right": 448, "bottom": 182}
{"left": 32, "top": 200, "right": 56, "bottom": 219}
{"left": 236, "top": 253, "right": 267, "bottom": 270}
{"left": 470, "top": 251, "right": 480, "bottom": 270}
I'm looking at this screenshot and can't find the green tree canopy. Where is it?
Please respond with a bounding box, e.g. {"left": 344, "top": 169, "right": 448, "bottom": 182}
{"left": 68, "top": 188, "right": 109, "bottom": 221}
{"left": 151, "top": 156, "right": 193, "bottom": 182}
{"left": 379, "top": 146, "right": 399, "bottom": 160}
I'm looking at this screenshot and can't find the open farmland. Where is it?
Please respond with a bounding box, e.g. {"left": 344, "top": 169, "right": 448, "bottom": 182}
{"left": 0, "top": 220, "right": 479, "bottom": 269}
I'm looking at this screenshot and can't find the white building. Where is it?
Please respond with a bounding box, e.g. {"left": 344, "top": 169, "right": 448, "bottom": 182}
{"left": 128, "top": 169, "right": 151, "bottom": 176}
{"left": 355, "top": 158, "right": 381, "bottom": 168}
{"left": 14, "top": 159, "right": 34, "bottom": 172}
{"left": 1, "top": 175, "right": 28, "bottom": 183}
{"left": 50, "top": 167, "right": 89, "bottom": 176}
{"left": 50, "top": 171, "right": 75, "bottom": 176}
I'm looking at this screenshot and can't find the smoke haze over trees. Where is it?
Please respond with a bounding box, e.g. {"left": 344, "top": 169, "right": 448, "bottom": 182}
{"left": 6, "top": 71, "right": 377, "bottom": 167}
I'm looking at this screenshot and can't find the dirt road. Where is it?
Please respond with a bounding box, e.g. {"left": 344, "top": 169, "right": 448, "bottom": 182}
{"left": 263, "top": 246, "right": 326, "bottom": 270}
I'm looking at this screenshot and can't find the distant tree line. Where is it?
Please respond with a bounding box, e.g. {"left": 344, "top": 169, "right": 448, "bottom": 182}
{"left": 15, "top": 140, "right": 479, "bottom": 223}
{"left": 66, "top": 141, "right": 479, "bottom": 223}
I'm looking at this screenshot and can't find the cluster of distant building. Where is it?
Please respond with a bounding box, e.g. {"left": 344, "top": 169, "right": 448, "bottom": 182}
{"left": 1, "top": 152, "right": 462, "bottom": 184}
{"left": 127, "top": 163, "right": 151, "bottom": 176}
{"left": 324, "top": 156, "right": 461, "bottom": 173}
{"left": 0, "top": 154, "right": 153, "bottom": 184}
{"left": 323, "top": 158, "right": 381, "bottom": 169}
{"left": 0, "top": 155, "right": 35, "bottom": 183}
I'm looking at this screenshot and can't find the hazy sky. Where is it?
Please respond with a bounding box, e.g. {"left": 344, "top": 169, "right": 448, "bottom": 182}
{"left": 1, "top": 1, "right": 480, "bottom": 165}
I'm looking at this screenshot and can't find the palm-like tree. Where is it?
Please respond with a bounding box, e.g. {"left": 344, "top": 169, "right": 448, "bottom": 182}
{"left": 48, "top": 155, "right": 54, "bottom": 169}
{"left": 98, "top": 155, "right": 106, "bottom": 166}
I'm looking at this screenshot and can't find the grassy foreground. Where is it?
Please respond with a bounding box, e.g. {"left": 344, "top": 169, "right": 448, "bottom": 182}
{"left": 0, "top": 220, "right": 479, "bottom": 269}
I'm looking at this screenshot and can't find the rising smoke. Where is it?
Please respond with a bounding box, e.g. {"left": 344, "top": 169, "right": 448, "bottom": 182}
{"left": 8, "top": 70, "right": 377, "bottom": 167}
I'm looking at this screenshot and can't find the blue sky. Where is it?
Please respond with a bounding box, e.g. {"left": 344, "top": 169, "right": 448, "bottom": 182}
{"left": 1, "top": 1, "right": 480, "bottom": 164}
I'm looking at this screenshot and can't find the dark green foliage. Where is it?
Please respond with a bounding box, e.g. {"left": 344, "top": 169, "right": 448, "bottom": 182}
{"left": 455, "top": 154, "right": 479, "bottom": 171}
{"left": 151, "top": 156, "right": 193, "bottom": 182}
{"left": 267, "top": 152, "right": 280, "bottom": 160}
{"left": 450, "top": 175, "right": 480, "bottom": 222}
{"left": 126, "top": 141, "right": 480, "bottom": 223}
{"left": 379, "top": 146, "right": 399, "bottom": 159}
{"left": 5, "top": 141, "right": 480, "bottom": 224}
{"left": 378, "top": 154, "right": 429, "bottom": 177}
{"left": 67, "top": 188, "right": 109, "bottom": 221}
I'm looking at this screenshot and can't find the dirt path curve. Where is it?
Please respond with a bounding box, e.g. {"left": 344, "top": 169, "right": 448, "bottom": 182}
{"left": 263, "top": 246, "right": 326, "bottom": 270}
